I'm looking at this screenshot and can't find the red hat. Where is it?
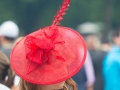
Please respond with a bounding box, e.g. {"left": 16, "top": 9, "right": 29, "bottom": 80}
{"left": 10, "top": 0, "right": 87, "bottom": 85}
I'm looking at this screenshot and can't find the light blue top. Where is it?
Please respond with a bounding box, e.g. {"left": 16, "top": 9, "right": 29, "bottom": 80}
{"left": 102, "top": 45, "right": 120, "bottom": 90}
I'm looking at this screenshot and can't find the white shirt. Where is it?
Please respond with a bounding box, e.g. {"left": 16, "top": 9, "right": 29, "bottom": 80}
{"left": 0, "top": 84, "right": 10, "bottom": 90}
{"left": 14, "top": 75, "right": 20, "bottom": 85}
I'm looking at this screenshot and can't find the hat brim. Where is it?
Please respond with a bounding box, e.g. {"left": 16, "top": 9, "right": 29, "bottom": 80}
{"left": 10, "top": 26, "right": 86, "bottom": 84}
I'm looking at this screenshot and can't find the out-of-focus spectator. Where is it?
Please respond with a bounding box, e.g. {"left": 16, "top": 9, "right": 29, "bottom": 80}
{"left": 73, "top": 22, "right": 97, "bottom": 90}
{"left": 0, "top": 51, "right": 15, "bottom": 88}
{"left": 85, "top": 34, "right": 106, "bottom": 90}
{"left": 72, "top": 51, "right": 95, "bottom": 90}
{"left": 85, "top": 35, "right": 107, "bottom": 90}
{"left": 77, "top": 22, "right": 106, "bottom": 90}
{"left": 0, "top": 21, "right": 19, "bottom": 59}
{"left": 102, "top": 27, "right": 120, "bottom": 90}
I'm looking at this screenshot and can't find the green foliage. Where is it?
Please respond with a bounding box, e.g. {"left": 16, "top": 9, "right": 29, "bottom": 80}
{"left": 0, "top": 0, "right": 119, "bottom": 35}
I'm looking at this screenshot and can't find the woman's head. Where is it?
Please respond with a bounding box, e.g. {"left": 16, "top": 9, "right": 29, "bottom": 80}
{"left": 10, "top": 0, "right": 86, "bottom": 89}
{"left": 0, "top": 51, "right": 15, "bottom": 88}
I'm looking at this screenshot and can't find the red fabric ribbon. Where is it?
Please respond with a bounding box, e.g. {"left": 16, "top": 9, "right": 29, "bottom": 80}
{"left": 24, "top": 26, "right": 65, "bottom": 74}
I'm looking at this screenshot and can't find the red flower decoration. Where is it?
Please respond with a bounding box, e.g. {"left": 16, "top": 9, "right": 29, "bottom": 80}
{"left": 24, "top": 26, "right": 65, "bottom": 74}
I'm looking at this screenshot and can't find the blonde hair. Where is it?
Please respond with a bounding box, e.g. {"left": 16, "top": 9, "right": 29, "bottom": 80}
{"left": 0, "top": 51, "right": 15, "bottom": 88}
{"left": 19, "top": 78, "right": 77, "bottom": 90}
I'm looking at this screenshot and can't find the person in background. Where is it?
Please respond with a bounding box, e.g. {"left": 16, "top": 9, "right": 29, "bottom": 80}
{"left": 0, "top": 51, "right": 15, "bottom": 89}
{"left": 86, "top": 35, "right": 106, "bottom": 90}
{"left": 0, "top": 20, "right": 19, "bottom": 59}
{"left": 102, "top": 27, "right": 120, "bottom": 90}
{"left": 72, "top": 51, "right": 95, "bottom": 90}
{"left": 77, "top": 22, "right": 106, "bottom": 90}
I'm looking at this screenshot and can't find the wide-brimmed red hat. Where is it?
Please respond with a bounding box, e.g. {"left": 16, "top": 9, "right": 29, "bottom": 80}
{"left": 10, "top": 0, "right": 87, "bottom": 85}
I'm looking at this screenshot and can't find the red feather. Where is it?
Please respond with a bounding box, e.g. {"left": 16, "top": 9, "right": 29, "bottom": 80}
{"left": 52, "top": 0, "right": 71, "bottom": 26}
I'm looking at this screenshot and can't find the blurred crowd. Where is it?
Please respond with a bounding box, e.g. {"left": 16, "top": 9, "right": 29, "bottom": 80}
{"left": 73, "top": 22, "right": 120, "bottom": 90}
{"left": 0, "top": 20, "right": 120, "bottom": 90}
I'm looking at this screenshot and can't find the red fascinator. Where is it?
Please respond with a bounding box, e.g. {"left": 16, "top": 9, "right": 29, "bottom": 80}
{"left": 10, "top": 0, "right": 87, "bottom": 84}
